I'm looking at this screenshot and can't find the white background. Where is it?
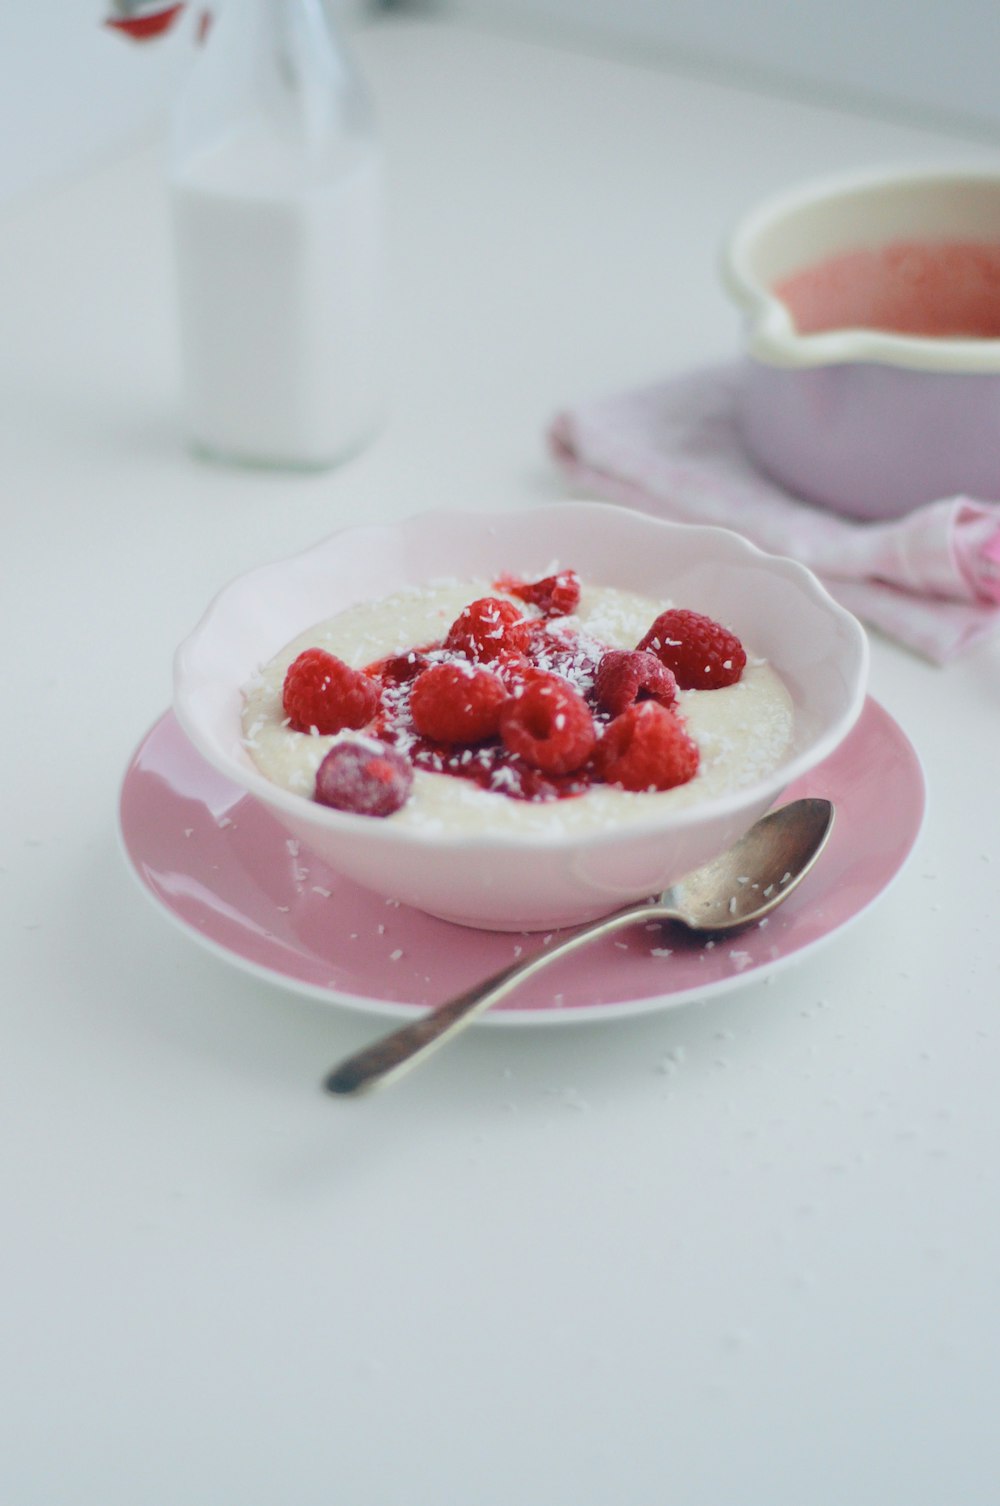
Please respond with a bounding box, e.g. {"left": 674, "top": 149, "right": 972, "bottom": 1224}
{"left": 457, "top": 0, "right": 1000, "bottom": 133}
{"left": 2, "top": 8, "right": 1000, "bottom": 1506}
{"left": 5, "top": 0, "right": 1000, "bottom": 206}
{"left": 0, "top": 1, "right": 192, "bottom": 207}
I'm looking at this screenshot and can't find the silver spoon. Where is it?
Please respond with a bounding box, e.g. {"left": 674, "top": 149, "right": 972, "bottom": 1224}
{"left": 324, "top": 796, "right": 834, "bottom": 1097}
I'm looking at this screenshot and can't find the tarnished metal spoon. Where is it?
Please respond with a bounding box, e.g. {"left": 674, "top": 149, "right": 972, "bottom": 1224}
{"left": 324, "top": 797, "right": 834, "bottom": 1097}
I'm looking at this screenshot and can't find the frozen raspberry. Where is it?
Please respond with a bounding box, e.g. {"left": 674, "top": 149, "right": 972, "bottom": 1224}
{"left": 505, "top": 569, "right": 581, "bottom": 618}
{"left": 444, "top": 597, "right": 530, "bottom": 663}
{"left": 409, "top": 661, "right": 508, "bottom": 743}
{"left": 282, "top": 648, "right": 380, "bottom": 734}
{"left": 314, "top": 740, "right": 413, "bottom": 816}
{"left": 595, "top": 702, "right": 699, "bottom": 792}
{"left": 636, "top": 608, "right": 746, "bottom": 690}
{"left": 499, "top": 674, "right": 596, "bottom": 774}
{"left": 593, "top": 649, "right": 678, "bottom": 717}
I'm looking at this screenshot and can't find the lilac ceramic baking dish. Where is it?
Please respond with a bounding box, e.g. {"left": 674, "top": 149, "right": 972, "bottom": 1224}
{"left": 721, "top": 165, "right": 1000, "bottom": 520}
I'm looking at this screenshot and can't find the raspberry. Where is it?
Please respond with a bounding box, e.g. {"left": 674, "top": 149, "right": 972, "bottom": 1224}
{"left": 282, "top": 648, "right": 380, "bottom": 734}
{"left": 519, "top": 620, "right": 601, "bottom": 689}
{"left": 505, "top": 569, "right": 581, "bottom": 618}
{"left": 499, "top": 674, "right": 596, "bottom": 774}
{"left": 444, "top": 597, "right": 531, "bottom": 663}
{"left": 314, "top": 740, "right": 413, "bottom": 816}
{"left": 409, "top": 661, "right": 508, "bottom": 743}
{"left": 595, "top": 702, "right": 699, "bottom": 791}
{"left": 491, "top": 647, "right": 538, "bottom": 692}
{"left": 637, "top": 608, "right": 746, "bottom": 690}
{"left": 371, "top": 650, "right": 431, "bottom": 685}
{"left": 593, "top": 649, "right": 678, "bottom": 717}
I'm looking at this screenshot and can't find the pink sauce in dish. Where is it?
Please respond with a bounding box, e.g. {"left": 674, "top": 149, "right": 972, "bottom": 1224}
{"left": 773, "top": 239, "right": 1000, "bottom": 338}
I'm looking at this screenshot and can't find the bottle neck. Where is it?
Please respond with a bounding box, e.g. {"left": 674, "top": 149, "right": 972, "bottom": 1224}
{"left": 171, "top": 0, "right": 376, "bottom": 170}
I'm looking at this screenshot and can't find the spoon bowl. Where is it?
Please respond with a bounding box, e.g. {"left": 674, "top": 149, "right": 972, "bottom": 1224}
{"left": 325, "top": 797, "right": 835, "bottom": 1096}
{"left": 662, "top": 795, "right": 835, "bottom": 930}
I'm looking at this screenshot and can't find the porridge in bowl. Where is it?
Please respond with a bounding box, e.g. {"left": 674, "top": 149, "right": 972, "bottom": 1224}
{"left": 240, "top": 569, "right": 794, "bottom": 836}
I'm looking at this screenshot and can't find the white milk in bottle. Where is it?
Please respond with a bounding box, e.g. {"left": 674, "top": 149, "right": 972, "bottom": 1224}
{"left": 168, "top": 0, "right": 384, "bottom": 468}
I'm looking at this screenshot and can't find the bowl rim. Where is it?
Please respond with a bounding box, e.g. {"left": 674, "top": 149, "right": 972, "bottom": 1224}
{"left": 173, "top": 502, "right": 869, "bottom": 855}
{"left": 721, "top": 161, "right": 1000, "bottom": 373}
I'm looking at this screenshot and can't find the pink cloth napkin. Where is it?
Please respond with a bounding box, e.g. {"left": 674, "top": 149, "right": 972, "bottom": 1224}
{"left": 549, "top": 364, "right": 1000, "bottom": 663}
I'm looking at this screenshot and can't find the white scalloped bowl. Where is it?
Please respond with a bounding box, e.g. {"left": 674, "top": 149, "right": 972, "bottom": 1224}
{"left": 173, "top": 502, "right": 868, "bottom": 931}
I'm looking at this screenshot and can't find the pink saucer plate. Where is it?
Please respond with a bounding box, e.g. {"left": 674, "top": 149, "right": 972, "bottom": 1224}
{"left": 118, "top": 697, "right": 924, "bottom": 1026}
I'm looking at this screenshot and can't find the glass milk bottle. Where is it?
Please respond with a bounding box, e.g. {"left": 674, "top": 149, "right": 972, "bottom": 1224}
{"left": 168, "top": 0, "right": 385, "bottom": 468}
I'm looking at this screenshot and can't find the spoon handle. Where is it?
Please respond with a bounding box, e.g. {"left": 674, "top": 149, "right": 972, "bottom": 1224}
{"left": 324, "top": 900, "right": 665, "bottom": 1096}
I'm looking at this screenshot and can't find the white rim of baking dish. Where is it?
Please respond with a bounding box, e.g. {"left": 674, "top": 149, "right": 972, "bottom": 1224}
{"left": 721, "top": 162, "right": 1000, "bottom": 373}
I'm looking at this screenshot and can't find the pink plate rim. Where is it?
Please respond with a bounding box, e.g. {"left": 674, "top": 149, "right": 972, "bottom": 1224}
{"left": 118, "top": 697, "right": 925, "bottom": 1027}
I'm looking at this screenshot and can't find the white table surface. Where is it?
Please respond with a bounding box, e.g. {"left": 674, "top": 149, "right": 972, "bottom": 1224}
{"left": 3, "top": 17, "right": 999, "bottom": 1506}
